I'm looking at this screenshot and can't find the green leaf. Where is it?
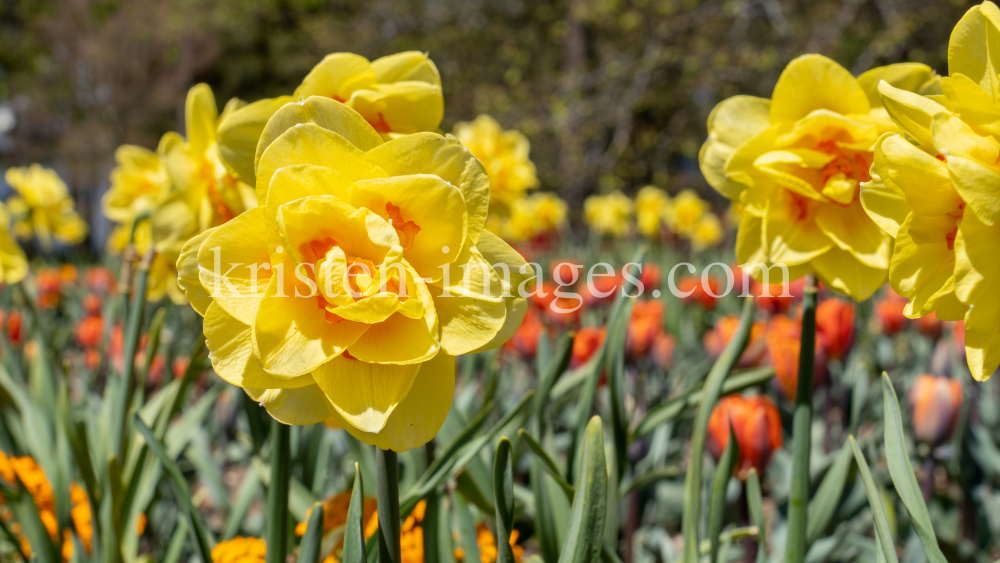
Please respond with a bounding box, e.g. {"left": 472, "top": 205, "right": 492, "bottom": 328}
{"left": 531, "top": 459, "right": 565, "bottom": 563}
{"left": 746, "top": 469, "right": 766, "bottom": 563}
{"left": 222, "top": 463, "right": 261, "bottom": 540}
{"left": 850, "top": 436, "right": 899, "bottom": 563}
{"left": 494, "top": 438, "right": 516, "bottom": 563}
{"left": 452, "top": 489, "right": 481, "bottom": 563}
{"left": 455, "top": 469, "right": 495, "bottom": 515}
{"left": 557, "top": 416, "right": 608, "bottom": 563}
{"left": 880, "top": 374, "right": 947, "bottom": 563}
{"left": 298, "top": 502, "right": 325, "bottom": 563}
{"left": 708, "top": 423, "right": 739, "bottom": 562}
{"left": 267, "top": 419, "right": 291, "bottom": 563}
{"left": 534, "top": 332, "right": 574, "bottom": 436}
{"left": 806, "top": 439, "right": 854, "bottom": 547}
{"left": 605, "top": 287, "right": 634, "bottom": 484}
{"left": 133, "top": 415, "right": 215, "bottom": 560}
{"left": 161, "top": 518, "right": 189, "bottom": 563}
{"left": 785, "top": 280, "right": 818, "bottom": 563}
{"left": 518, "top": 429, "right": 574, "bottom": 499}
{"left": 630, "top": 367, "right": 774, "bottom": 441}
{"left": 342, "top": 463, "right": 367, "bottom": 563}
{"left": 681, "top": 297, "right": 755, "bottom": 563}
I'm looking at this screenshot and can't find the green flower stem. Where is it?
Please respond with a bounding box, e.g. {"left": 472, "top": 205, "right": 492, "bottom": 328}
{"left": 266, "top": 419, "right": 291, "bottom": 563}
{"left": 112, "top": 248, "right": 154, "bottom": 460}
{"left": 785, "top": 274, "right": 818, "bottom": 563}
{"left": 377, "top": 447, "right": 401, "bottom": 563}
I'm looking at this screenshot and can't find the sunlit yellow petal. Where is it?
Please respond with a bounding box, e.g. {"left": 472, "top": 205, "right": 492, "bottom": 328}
{"left": 312, "top": 357, "right": 420, "bottom": 433}
{"left": 770, "top": 54, "right": 869, "bottom": 124}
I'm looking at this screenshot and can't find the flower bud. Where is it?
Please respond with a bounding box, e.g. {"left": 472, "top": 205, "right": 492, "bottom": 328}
{"left": 626, "top": 300, "right": 665, "bottom": 359}
{"left": 875, "top": 290, "right": 908, "bottom": 335}
{"left": 706, "top": 395, "right": 783, "bottom": 479}
{"left": 815, "top": 298, "right": 855, "bottom": 360}
{"left": 908, "top": 375, "right": 962, "bottom": 447}
{"left": 572, "top": 327, "right": 605, "bottom": 368}
{"left": 765, "top": 315, "right": 827, "bottom": 401}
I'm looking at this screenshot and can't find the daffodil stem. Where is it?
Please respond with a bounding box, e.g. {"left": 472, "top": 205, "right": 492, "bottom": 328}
{"left": 785, "top": 274, "right": 818, "bottom": 563}
{"left": 377, "top": 447, "right": 401, "bottom": 563}
{"left": 113, "top": 248, "right": 154, "bottom": 460}
{"left": 266, "top": 419, "right": 291, "bottom": 563}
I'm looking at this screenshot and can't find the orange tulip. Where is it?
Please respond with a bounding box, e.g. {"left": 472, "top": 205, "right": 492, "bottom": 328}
{"left": 549, "top": 258, "right": 583, "bottom": 284}
{"left": 706, "top": 395, "right": 783, "bottom": 479}
{"left": 75, "top": 316, "right": 104, "bottom": 349}
{"left": 703, "top": 314, "right": 767, "bottom": 367}
{"left": 530, "top": 282, "right": 559, "bottom": 312}
{"left": 86, "top": 267, "right": 115, "bottom": 294}
{"left": 0, "top": 309, "right": 22, "bottom": 345}
{"left": 572, "top": 326, "right": 606, "bottom": 368}
{"left": 581, "top": 271, "right": 623, "bottom": 307}
{"left": 765, "top": 315, "right": 827, "bottom": 401}
{"left": 506, "top": 308, "right": 544, "bottom": 359}
{"left": 875, "top": 290, "right": 908, "bottom": 335}
{"left": 815, "top": 298, "right": 855, "bottom": 360}
{"left": 750, "top": 277, "right": 804, "bottom": 315}
{"left": 36, "top": 269, "right": 62, "bottom": 308}
{"left": 908, "top": 375, "right": 962, "bottom": 447}
{"left": 651, "top": 332, "right": 676, "bottom": 370}
{"left": 59, "top": 264, "right": 78, "bottom": 286}
{"left": 626, "top": 300, "right": 664, "bottom": 359}
{"left": 678, "top": 276, "right": 720, "bottom": 310}
{"left": 639, "top": 263, "right": 661, "bottom": 292}
{"left": 82, "top": 293, "right": 103, "bottom": 316}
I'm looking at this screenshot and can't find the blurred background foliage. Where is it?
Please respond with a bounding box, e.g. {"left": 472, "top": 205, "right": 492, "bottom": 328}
{"left": 0, "top": 0, "right": 977, "bottom": 244}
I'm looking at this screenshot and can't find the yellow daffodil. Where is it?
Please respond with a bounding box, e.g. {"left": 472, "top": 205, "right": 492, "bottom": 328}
{"left": 861, "top": 1, "right": 1000, "bottom": 379}
{"left": 635, "top": 186, "right": 670, "bottom": 238}
{"left": 0, "top": 202, "right": 28, "bottom": 284}
{"left": 699, "top": 54, "right": 939, "bottom": 300}
{"left": 690, "top": 214, "right": 724, "bottom": 251}
{"left": 502, "top": 192, "right": 567, "bottom": 242}
{"left": 4, "top": 164, "right": 87, "bottom": 250}
{"left": 584, "top": 190, "right": 633, "bottom": 238}
{"left": 104, "top": 140, "right": 172, "bottom": 253}
{"left": 217, "top": 52, "right": 443, "bottom": 186}
{"left": 665, "top": 189, "right": 707, "bottom": 236}
{"left": 453, "top": 115, "right": 539, "bottom": 208}
{"left": 177, "top": 96, "right": 533, "bottom": 451}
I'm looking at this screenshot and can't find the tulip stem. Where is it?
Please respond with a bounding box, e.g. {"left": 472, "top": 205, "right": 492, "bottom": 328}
{"left": 377, "top": 447, "right": 401, "bottom": 563}
{"left": 266, "top": 419, "right": 290, "bottom": 563}
{"left": 785, "top": 274, "right": 818, "bottom": 563}
{"left": 112, "top": 248, "right": 154, "bottom": 461}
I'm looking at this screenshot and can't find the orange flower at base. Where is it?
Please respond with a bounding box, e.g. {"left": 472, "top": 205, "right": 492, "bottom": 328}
{"left": 572, "top": 327, "right": 606, "bottom": 368}
{"left": 211, "top": 536, "right": 266, "bottom": 563}
{"left": 815, "top": 298, "right": 855, "bottom": 360}
{"left": 706, "top": 394, "right": 783, "bottom": 479}
{"left": 750, "top": 278, "right": 805, "bottom": 315}
{"left": 468, "top": 522, "right": 524, "bottom": 563}
{"left": 294, "top": 489, "right": 378, "bottom": 539}
{"left": 651, "top": 332, "right": 676, "bottom": 370}
{"left": 908, "top": 375, "right": 962, "bottom": 448}
{"left": 703, "top": 314, "right": 767, "bottom": 367}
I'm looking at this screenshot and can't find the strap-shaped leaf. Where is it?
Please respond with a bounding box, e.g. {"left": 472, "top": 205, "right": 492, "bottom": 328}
{"left": 297, "top": 502, "right": 325, "bottom": 563}
{"left": 806, "top": 440, "right": 854, "bottom": 546}
{"left": 708, "top": 423, "right": 739, "bottom": 562}
{"left": 518, "top": 429, "right": 574, "bottom": 498}
{"left": 557, "top": 416, "right": 608, "bottom": 563}
{"left": 746, "top": 469, "right": 766, "bottom": 563}
{"left": 494, "top": 438, "right": 516, "bottom": 563}
{"left": 342, "top": 462, "right": 368, "bottom": 563}
{"left": 880, "top": 374, "right": 947, "bottom": 563}
{"left": 850, "top": 436, "right": 899, "bottom": 563}
{"left": 534, "top": 332, "right": 574, "bottom": 436}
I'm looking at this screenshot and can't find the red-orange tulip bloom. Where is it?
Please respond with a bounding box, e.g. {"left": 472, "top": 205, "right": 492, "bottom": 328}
{"left": 572, "top": 326, "right": 606, "bottom": 368}
{"left": 75, "top": 316, "right": 104, "bottom": 349}
{"left": 750, "top": 277, "right": 805, "bottom": 315}
{"left": 875, "top": 290, "right": 908, "bottom": 335}
{"left": 766, "top": 315, "right": 827, "bottom": 401}
{"left": 626, "top": 300, "right": 665, "bottom": 359}
{"left": 86, "top": 267, "right": 116, "bottom": 294}
{"left": 639, "top": 263, "right": 661, "bottom": 292}
{"left": 36, "top": 269, "right": 62, "bottom": 308}
{"left": 815, "top": 298, "right": 855, "bottom": 360}
{"left": 706, "top": 395, "right": 783, "bottom": 479}
{"left": 83, "top": 293, "right": 102, "bottom": 316}
{"left": 704, "top": 314, "right": 767, "bottom": 367}
{"left": 506, "top": 308, "right": 544, "bottom": 359}
{"left": 0, "top": 309, "right": 22, "bottom": 345}
{"left": 679, "top": 276, "right": 721, "bottom": 310}
{"left": 908, "top": 375, "right": 962, "bottom": 447}
{"left": 651, "top": 332, "right": 676, "bottom": 370}
{"left": 549, "top": 258, "right": 583, "bottom": 283}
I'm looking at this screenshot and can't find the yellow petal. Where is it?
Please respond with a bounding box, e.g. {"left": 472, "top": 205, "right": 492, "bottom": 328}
{"left": 256, "top": 118, "right": 383, "bottom": 206}
{"left": 725, "top": 127, "right": 781, "bottom": 204}
{"left": 753, "top": 149, "right": 833, "bottom": 202}
{"left": 346, "top": 311, "right": 440, "bottom": 365}
{"left": 149, "top": 194, "right": 196, "bottom": 256}
{"left": 348, "top": 82, "right": 444, "bottom": 135}
{"left": 312, "top": 357, "right": 420, "bottom": 433}
{"left": 861, "top": 134, "right": 912, "bottom": 237}
{"left": 762, "top": 190, "right": 832, "bottom": 266}
{"left": 857, "top": 62, "right": 935, "bottom": 107}
{"left": 878, "top": 134, "right": 963, "bottom": 216}
{"left": 349, "top": 174, "right": 468, "bottom": 280}
{"left": 365, "top": 133, "right": 490, "bottom": 245}
{"left": 773, "top": 110, "right": 877, "bottom": 149}
{"left": 948, "top": 1, "right": 1000, "bottom": 103}
{"left": 186, "top": 83, "right": 218, "bottom": 156}
{"left": 216, "top": 95, "right": 294, "bottom": 185}
{"left": 465, "top": 231, "right": 534, "bottom": 353}
{"left": 370, "top": 52, "right": 442, "bottom": 86}
{"left": 953, "top": 210, "right": 1000, "bottom": 378}
{"left": 204, "top": 301, "right": 312, "bottom": 388}
{"left": 877, "top": 81, "right": 948, "bottom": 145}
{"left": 770, "top": 54, "right": 869, "bottom": 124}
{"left": 276, "top": 195, "right": 398, "bottom": 265}
{"left": 265, "top": 164, "right": 360, "bottom": 255}
{"left": 253, "top": 274, "right": 369, "bottom": 377}
{"left": 939, "top": 74, "right": 1000, "bottom": 136}
{"left": 197, "top": 207, "right": 271, "bottom": 325}
{"left": 811, "top": 246, "right": 887, "bottom": 301}
{"left": 946, "top": 155, "right": 1000, "bottom": 225}
{"left": 814, "top": 198, "right": 892, "bottom": 270}
{"left": 699, "top": 96, "right": 772, "bottom": 199}
{"left": 428, "top": 244, "right": 507, "bottom": 356}
{"left": 176, "top": 227, "right": 216, "bottom": 316}
{"left": 889, "top": 213, "right": 960, "bottom": 317}
{"left": 295, "top": 53, "right": 378, "bottom": 100}
{"left": 0, "top": 230, "right": 27, "bottom": 285}
{"left": 329, "top": 351, "right": 455, "bottom": 452}
{"left": 735, "top": 211, "right": 766, "bottom": 266}
{"left": 247, "top": 385, "right": 335, "bottom": 426}
{"left": 930, "top": 112, "right": 1000, "bottom": 166}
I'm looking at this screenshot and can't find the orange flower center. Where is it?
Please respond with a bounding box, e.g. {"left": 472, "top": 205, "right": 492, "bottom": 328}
{"left": 386, "top": 202, "right": 420, "bottom": 249}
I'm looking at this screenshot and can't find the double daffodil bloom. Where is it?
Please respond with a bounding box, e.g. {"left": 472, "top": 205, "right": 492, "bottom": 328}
{"left": 4, "top": 165, "right": 88, "bottom": 250}
{"left": 665, "top": 189, "right": 707, "bottom": 236}
{"left": 584, "top": 191, "right": 634, "bottom": 237}
{"left": 143, "top": 84, "right": 255, "bottom": 303}
{"left": 635, "top": 186, "right": 670, "bottom": 238}
{"left": 502, "top": 192, "right": 567, "bottom": 242}
{"left": 216, "top": 52, "right": 443, "bottom": 186}
{"left": 861, "top": 1, "right": 1000, "bottom": 380}
{"left": 178, "top": 96, "right": 532, "bottom": 451}
{"left": 453, "top": 115, "right": 539, "bottom": 209}
{"left": 699, "top": 54, "right": 939, "bottom": 300}
{"left": 690, "top": 214, "right": 724, "bottom": 251}
{"left": 0, "top": 203, "right": 28, "bottom": 284}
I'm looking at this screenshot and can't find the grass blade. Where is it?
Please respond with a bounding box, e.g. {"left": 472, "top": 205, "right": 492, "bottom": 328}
{"left": 557, "top": 416, "right": 608, "bottom": 563}
{"left": 343, "top": 462, "right": 368, "bottom": 563}
{"left": 494, "top": 438, "right": 516, "bottom": 563}
{"left": 297, "top": 502, "right": 325, "bottom": 563}
{"left": 519, "top": 429, "right": 574, "bottom": 499}
{"left": 746, "top": 469, "right": 766, "bottom": 563}
{"left": 708, "top": 423, "right": 739, "bottom": 562}
{"left": 850, "top": 436, "right": 899, "bottom": 563}
{"left": 266, "top": 419, "right": 291, "bottom": 563}
{"left": 806, "top": 440, "right": 854, "bottom": 546}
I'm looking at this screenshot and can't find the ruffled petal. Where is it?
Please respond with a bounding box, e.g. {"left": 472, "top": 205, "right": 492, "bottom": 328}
{"left": 312, "top": 357, "right": 420, "bottom": 433}
{"left": 770, "top": 54, "right": 869, "bottom": 124}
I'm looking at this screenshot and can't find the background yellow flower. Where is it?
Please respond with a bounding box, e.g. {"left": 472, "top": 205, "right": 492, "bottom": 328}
{"left": 4, "top": 165, "right": 87, "bottom": 250}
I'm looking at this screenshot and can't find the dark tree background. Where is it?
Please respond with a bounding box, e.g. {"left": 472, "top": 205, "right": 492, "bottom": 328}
{"left": 0, "top": 0, "right": 976, "bottom": 244}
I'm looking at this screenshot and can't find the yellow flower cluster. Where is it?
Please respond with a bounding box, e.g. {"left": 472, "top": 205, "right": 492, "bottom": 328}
{"left": 4, "top": 164, "right": 87, "bottom": 252}
{"left": 584, "top": 187, "right": 723, "bottom": 249}
{"left": 176, "top": 93, "right": 533, "bottom": 451}
{"left": 0, "top": 202, "right": 27, "bottom": 284}
{"left": 859, "top": 1, "right": 1000, "bottom": 380}
{"left": 499, "top": 192, "right": 568, "bottom": 242}
{"left": 699, "top": 53, "right": 939, "bottom": 300}
{"left": 453, "top": 115, "right": 539, "bottom": 209}
{"left": 211, "top": 536, "right": 267, "bottom": 563}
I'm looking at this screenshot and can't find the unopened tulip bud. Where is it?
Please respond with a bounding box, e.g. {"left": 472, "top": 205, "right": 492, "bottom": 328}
{"left": 815, "top": 298, "right": 855, "bottom": 360}
{"left": 908, "top": 375, "right": 962, "bottom": 447}
{"left": 706, "top": 395, "right": 783, "bottom": 479}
